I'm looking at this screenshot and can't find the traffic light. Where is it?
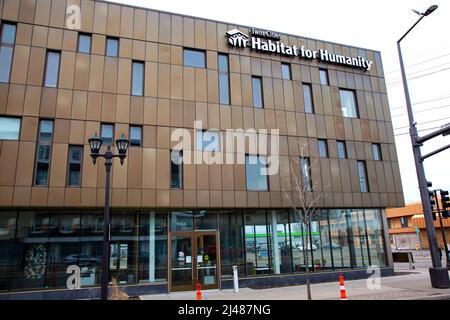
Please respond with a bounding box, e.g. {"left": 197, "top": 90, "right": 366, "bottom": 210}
{"left": 441, "top": 190, "right": 450, "bottom": 218}
{"left": 427, "top": 182, "right": 436, "bottom": 221}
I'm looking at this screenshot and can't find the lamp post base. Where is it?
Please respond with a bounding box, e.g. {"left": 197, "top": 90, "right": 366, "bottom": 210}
{"left": 429, "top": 267, "right": 450, "bottom": 288}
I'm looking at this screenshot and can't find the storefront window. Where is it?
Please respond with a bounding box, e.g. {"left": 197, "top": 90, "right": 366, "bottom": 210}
{"left": 316, "top": 210, "right": 333, "bottom": 270}
{"left": 328, "top": 209, "right": 352, "bottom": 269}
{"left": 138, "top": 211, "right": 168, "bottom": 283}
{"left": 194, "top": 210, "right": 217, "bottom": 231}
{"left": 268, "top": 211, "right": 292, "bottom": 274}
{"left": 171, "top": 211, "right": 193, "bottom": 232}
{"left": 219, "top": 211, "right": 245, "bottom": 278}
{"left": 244, "top": 211, "right": 272, "bottom": 276}
{"left": 349, "top": 210, "right": 370, "bottom": 267}
{"left": 365, "top": 209, "right": 387, "bottom": 267}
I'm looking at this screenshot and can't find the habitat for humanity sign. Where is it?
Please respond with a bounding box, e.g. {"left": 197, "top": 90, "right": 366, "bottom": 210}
{"left": 226, "top": 28, "right": 373, "bottom": 72}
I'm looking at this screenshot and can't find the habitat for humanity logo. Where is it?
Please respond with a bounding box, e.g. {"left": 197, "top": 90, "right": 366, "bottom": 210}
{"left": 226, "top": 28, "right": 374, "bottom": 72}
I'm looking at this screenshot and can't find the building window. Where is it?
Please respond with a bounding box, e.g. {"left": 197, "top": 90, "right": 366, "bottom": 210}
{"left": 171, "top": 150, "right": 183, "bottom": 189}
{"left": 0, "top": 117, "right": 21, "bottom": 140}
{"left": 318, "top": 139, "right": 328, "bottom": 158}
{"left": 129, "top": 126, "right": 142, "bottom": 147}
{"left": 357, "top": 161, "right": 369, "bottom": 192}
{"left": 101, "top": 123, "right": 114, "bottom": 146}
{"left": 106, "top": 37, "right": 119, "bottom": 57}
{"left": 319, "top": 69, "right": 329, "bottom": 85}
{"left": 252, "top": 76, "right": 264, "bottom": 108}
{"left": 400, "top": 217, "right": 409, "bottom": 228}
{"left": 300, "top": 157, "right": 312, "bottom": 190}
{"left": 183, "top": 48, "right": 205, "bottom": 68}
{"left": 281, "top": 63, "right": 291, "bottom": 80}
{"left": 340, "top": 89, "right": 358, "bottom": 118}
{"left": 372, "top": 143, "right": 382, "bottom": 161}
{"left": 245, "top": 155, "right": 268, "bottom": 191}
{"left": 67, "top": 146, "right": 83, "bottom": 187}
{"left": 196, "top": 130, "right": 220, "bottom": 151}
{"left": 337, "top": 140, "right": 347, "bottom": 159}
{"left": 218, "top": 53, "right": 230, "bottom": 105}
{"left": 78, "top": 33, "right": 91, "bottom": 54}
{"left": 0, "top": 23, "right": 16, "bottom": 82}
{"left": 303, "top": 84, "right": 314, "bottom": 113}
{"left": 34, "top": 120, "right": 54, "bottom": 186}
{"left": 44, "top": 51, "right": 60, "bottom": 88}
{"left": 131, "top": 61, "right": 144, "bottom": 96}
{"left": 387, "top": 218, "right": 392, "bottom": 229}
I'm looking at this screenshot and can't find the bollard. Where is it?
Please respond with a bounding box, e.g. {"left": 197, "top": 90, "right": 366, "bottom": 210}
{"left": 232, "top": 265, "right": 239, "bottom": 293}
{"left": 196, "top": 283, "right": 202, "bottom": 300}
{"left": 339, "top": 272, "right": 347, "bottom": 300}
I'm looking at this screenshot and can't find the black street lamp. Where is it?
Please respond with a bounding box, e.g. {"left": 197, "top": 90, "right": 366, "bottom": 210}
{"left": 88, "top": 132, "right": 129, "bottom": 300}
{"left": 397, "top": 5, "right": 450, "bottom": 288}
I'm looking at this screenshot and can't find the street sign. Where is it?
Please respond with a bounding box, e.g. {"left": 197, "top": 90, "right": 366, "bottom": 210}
{"left": 415, "top": 226, "right": 420, "bottom": 235}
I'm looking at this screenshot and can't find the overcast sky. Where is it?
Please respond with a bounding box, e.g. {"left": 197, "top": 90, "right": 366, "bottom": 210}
{"left": 106, "top": 0, "right": 450, "bottom": 204}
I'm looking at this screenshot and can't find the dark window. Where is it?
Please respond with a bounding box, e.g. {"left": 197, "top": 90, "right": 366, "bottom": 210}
{"left": 78, "top": 33, "right": 91, "bottom": 54}
{"left": 106, "top": 37, "right": 119, "bottom": 57}
{"left": 357, "top": 161, "right": 369, "bottom": 192}
{"left": 372, "top": 143, "right": 382, "bottom": 161}
{"left": 252, "top": 76, "right": 264, "bottom": 108}
{"left": 400, "top": 217, "right": 408, "bottom": 228}
{"left": 101, "top": 123, "right": 114, "bottom": 146}
{"left": 245, "top": 155, "right": 268, "bottom": 191}
{"left": 132, "top": 61, "right": 144, "bottom": 96}
{"left": 183, "top": 49, "right": 205, "bottom": 68}
{"left": 340, "top": 89, "right": 358, "bottom": 118}
{"left": 0, "top": 23, "right": 16, "bottom": 82}
{"left": 300, "top": 157, "right": 312, "bottom": 190}
{"left": 281, "top": 63, "right": 291, "bottom": 80}
{"left": 303, "top": 84, "right": 314, "bottom": 113}
{"left": 387, "top": 218, "right": 392, "bottom": 229}
{"left": 129, "top": 126, "right": 142, "bottom": 147}
{"left": 318, "top": 139, "right": 328, "bottom": 157}
{"left": 218, "top": 53, "right": 230, "bottom": 105}
{"left": 44, "top": 51, "right": 60, "bottom": 87}
{"left": 337, "top": 140, "right": 347, "bottom": 159}
{"left": 34, "top": 120, "right": 54, "bottom": 186}
{"left": 171, "top": 150, "right": 183, "bottom": 189}
{"left": 319, "top": 69, "right": 329, "bottom": 85}
{"left": 67, "top": 146, "right": 83, "bottom": 187}
{"left": 0, "top": 117, "right": 21, "bottom": 140}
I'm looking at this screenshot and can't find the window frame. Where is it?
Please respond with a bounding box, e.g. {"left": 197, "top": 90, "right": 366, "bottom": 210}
{"left": 300, "top": 157, "right": 312, "bottom": 190}
{"left": 77, "top": 33, "right": 92, "bottom": 54}
{"left": 106, "top": 37, "right": 120, "bottom": 57}
{"left": 357, "top": 160, "right": 369, "bottom": 193}
{"left": 252, "top": 76, "right": 264, "bottom": 108}
{"left": 129, "top": 125, "right": 143, "bottom": 147}
{"left": 245, "top": 154, "right": 269, "bottom": 191}
{"left": 372, "top": 143, "right": 382, "bottom": 161}
{"left": 170, "top": 149, "right": 183, "bottom": 189}
{"left": 100, "top": 123, "right": 115, "bottom": 147}
{"left": 0, "top": 22, "right": 17, "bottom": 83}
{"left": 218, "top": 53, "right": 230, "bottom": 105}
{"left": 34, "top": 119, "right": 54, "bottom": 186}
{"left": 281, "top": 63, "right": 292, "bottom": 80}
{"left": 131, "top": 60, "right": 145, "bottom": 96}
{"left": 339, "top": 88, "right": 359, "bottom": 118}
{"left": 183, "top": 48, "right": 206, "bottom": 68}
{"left": 337, "top": 140, "right": 347, "bottom": 159}
{"left": 318, "top": 139, "right": 328, "bottom": 158}
{"left": 0, "top": 116, "right": 21, "bottom": 141}
{"left": 43, "top": 50, "right": 61, "bottom": 88}
{"left": 67, "top": 145, "right": 83, "bottom": 187}
{"left": 319, "top": 68, "right": 329, "bottom": 86}
{"left": 302, "top": 83, "right": 314, "bottom": 113}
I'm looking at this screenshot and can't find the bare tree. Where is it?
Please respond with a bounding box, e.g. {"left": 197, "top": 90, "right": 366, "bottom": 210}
{"left": 281, "top": 143, "right": 324, "bottom": 300}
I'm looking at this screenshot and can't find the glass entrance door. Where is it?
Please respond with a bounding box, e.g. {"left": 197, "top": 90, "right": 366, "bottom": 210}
{"left": 170, "top": 232, "right": 218, "bottom": 291}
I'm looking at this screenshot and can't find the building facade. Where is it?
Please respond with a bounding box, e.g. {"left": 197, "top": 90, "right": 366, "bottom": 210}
{"left": 387, "top": 202, "right": 450, "bottom": 251}
{"left": 0, "top": 0, "right": 404, "bottom": 298}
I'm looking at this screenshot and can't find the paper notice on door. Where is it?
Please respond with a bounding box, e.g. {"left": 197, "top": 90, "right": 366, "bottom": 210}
{"left": 186, "top": 256, "right": 191, "bottom": 263}
{"left": 197, "top": 255, "right": 203, "bottom": 263}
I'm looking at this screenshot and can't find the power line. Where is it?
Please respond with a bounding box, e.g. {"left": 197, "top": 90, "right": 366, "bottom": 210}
{"left": 391, "top": 104, "right": 450, "bottom": 118}
{"left": 386, "top": 61, "right": 450, "bottom": 83}
{"left": 393, "top": 116, "right": 450, "bottom": 131}
{"left": 384, "top": 52, "right": 450, "bottom": 75}
{"left": 386, "top": 66, "right": 450, "bottom": 86}
{"left": 390, "top": 94, "right": 450, "bottom": 111}
{"left": 394, "top": 125, "right": 446, "bottom": 137}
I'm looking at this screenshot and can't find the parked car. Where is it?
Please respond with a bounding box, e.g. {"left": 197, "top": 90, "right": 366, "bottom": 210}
{"left": 321, "top": 242, "right": 342, "bottom": 250}
{"left": 295, "top": 243, "right": 317, "bottom": 251}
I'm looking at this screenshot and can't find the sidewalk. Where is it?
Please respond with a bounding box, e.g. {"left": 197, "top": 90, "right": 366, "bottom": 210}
{"left": 141, "top": 264, "right": 450, "bottom": 300}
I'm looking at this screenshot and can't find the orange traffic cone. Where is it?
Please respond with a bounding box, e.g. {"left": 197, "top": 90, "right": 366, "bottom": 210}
{"left": 196, "top": 283, "right": 202, "bottom": 300}
{"left": 339, "top": 272, "right": 347, "bottom": 300}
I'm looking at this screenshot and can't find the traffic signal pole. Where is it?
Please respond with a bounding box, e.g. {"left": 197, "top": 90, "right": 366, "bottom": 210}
{"left": 436, "top": 190, "right": 450, "bottom": 269}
